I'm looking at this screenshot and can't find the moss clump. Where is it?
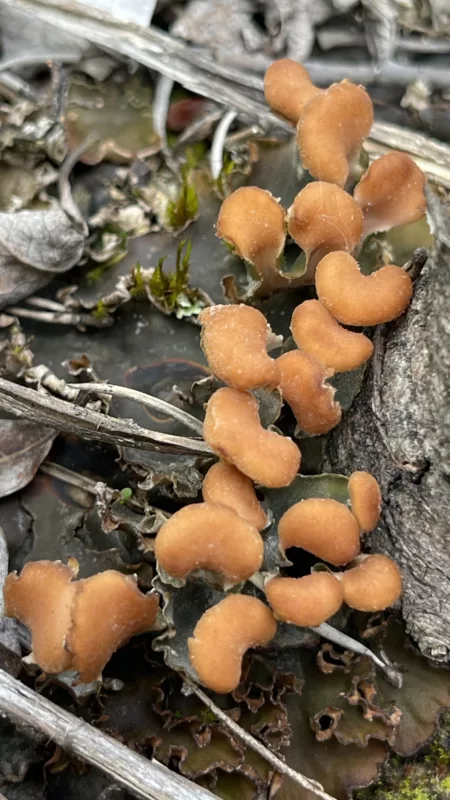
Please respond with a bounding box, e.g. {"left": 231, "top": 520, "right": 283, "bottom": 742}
{"left": 358, "top": 713, "right": 450, "bottom": 800}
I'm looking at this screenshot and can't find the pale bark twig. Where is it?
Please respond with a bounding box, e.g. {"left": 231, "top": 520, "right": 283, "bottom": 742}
{"left": 0, "top": 378, "right": 211, "bottom": 456}
{"left": 0, "top": 669, "right": 216, "bottom": 800}
{"left": 67, "top": 382, "right": 204, "bottom": 436}
{"left": 185, "top": 679, "right": 337, "bottom": 800}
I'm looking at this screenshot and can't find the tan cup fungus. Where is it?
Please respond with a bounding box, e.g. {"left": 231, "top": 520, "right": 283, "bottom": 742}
{"left": 348, "top": 471, "right": 382, "bottom": 532}
{"left": 266, "top": 573, "right": 344, "bottom": 627}
{"left": 296, "top": 80, "right": 373, "bottom": 187}
{"left": 315, "top": 251, "right": 413, "bottom": 326}
{"left": 4, "top": 562, "right": 159, "bottom": 681}
{"left": 4, "top": 560, "right": 77, "bottom": 674}
{"left": 277, "top": 350, "right": 341, "bottom": 435}
{"left": 216, "top": 187, "right": 286, "bottom": 289}
{"left": 188, "top": 595, "right": 277, "bottom": 692}
{"left": 354, "top": 151, "right": 426, "bottom": 237}
{"left": 340, "top": 554, "right": 402, "bottom": 611}
{"left": 202, "top": 461, "right": 267, "bottom": 531}
{"left": 68, "top": 571, "right": 160, "bottom": 683}
{"left": 203, "top": 387, "right": 300, "bottom": 488}
{"left": 291, "top": 300, "right": 373, "bottom": 372}
{"left": 278, "top": 498, "right": 361, "bottom": 566}
{"left": 287, "top": 182, "right": 364, "bottom": 278}
{"left": 154, "top": 502, "right": 263, "bottom": 584}
{"left": 263, "top": 58, "right": 322, "bottom": 123}
{"left": 199, "top": 304, "right": 280, "bottom": 391}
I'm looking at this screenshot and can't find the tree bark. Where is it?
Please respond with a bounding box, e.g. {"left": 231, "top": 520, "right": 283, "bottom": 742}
{"left": 326, "top": 188, "right": 450, "bottom": 661}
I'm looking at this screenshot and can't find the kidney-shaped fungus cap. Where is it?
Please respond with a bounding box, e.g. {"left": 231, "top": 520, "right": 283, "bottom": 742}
{"left": 266, "top": 573, "right": 344, "bottom": 628}
{"left": 68, "top": 571, "right": 159, "bottom": 683}
{"left": 264, "top": 59, "right": 322, "bottom": 123}
{"left": 340, "top": 554, "right": 402, "bottom": 611}
{"left": 297, "top": 81, "right": 373, "bottom": 187}
{"left": 199, "top": 305, "right": 280, "bottom": 391}
{"left": 287, "top": 182, "right": 363, "bottom": 265}
{"left": 354, "top": 151, "right": 426, "bottom": 237}
{"left": 277, "top": 350, "right": 341, "bottom": 436}
{"left": 154, "top": 502, "right": 263, "bottom": 583}
{"left": 4, "top": 562, "right": 159, "bottom": 682}
{"left": 348, "top": 471, "right": 381, "bottom": 532}
{"left": 203, "top": 387, "right": 300, "bottom": 488}
{"left": 291, "top": 300, "right": 373, "bottom": 372}
{"left": 278, "top": 498, "right": 361, "bottom": 566}
{"left": 202, "top": 461, "right": 267, "bottom": 530}
{"left": 188, "top": 595, "right": 277, "bottom": 693}
{"left": 216, "top": 187, "right": 286, "bottom": 285}
{"left": 4, "top": 560, "right": 77, "bottom": 674}
{"left": 315, "top": 251, "right": 413, "bottom": 326}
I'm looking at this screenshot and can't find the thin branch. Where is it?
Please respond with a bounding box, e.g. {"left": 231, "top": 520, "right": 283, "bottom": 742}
{"left": 67, "top": 382, "right": 204, "bottom": 436}
{"left": 5, "top": 305, "right": 112, "bottom": 328}
{"left": 58, "top": 133, "right": 99, "bottom": 234}
{"left": 312, "top": 623, "right": 403, "bottom": 687}
{"left": 210, "top": 110, "right": 238, "bottom": 179}
{"left": 39, "top": 460, "right": 114, "bottom": 500}
{"left": 0, "top": 378, "right": 212, "bottom": 456}
{"left": 0, "top": 669, "right": 216, "bottom": 800}
{"left": 185, "top": 680, "right": 337, "bottom": 800}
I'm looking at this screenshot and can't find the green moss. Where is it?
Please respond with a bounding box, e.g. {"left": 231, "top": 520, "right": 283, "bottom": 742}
{"left": 166, "top": 164, "right": 199, "bottom": 230}
{"left": 92, "top": 299, "right": 110, "bottom": 320}
{"left": 148, "top": 239, "right": 206, "bottom": 319}
{"left": 358, "top": 713, "right": 450, "bottom": 800}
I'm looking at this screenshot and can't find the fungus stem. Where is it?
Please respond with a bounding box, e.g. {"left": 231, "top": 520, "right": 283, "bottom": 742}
{"left": 312, "top": 622, "right": 403, "bottom": 687}
{"left": 66, "top": 382, "right": 204, "bottom": 436}
{"left": 210, "top": 110, "right": 238, "bottom": 179}
{"left": 185, "top": 678, "right": 338, "bottom": 800}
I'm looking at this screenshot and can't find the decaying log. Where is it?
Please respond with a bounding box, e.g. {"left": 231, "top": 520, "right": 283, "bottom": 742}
{"left": 326, "top": 188, "right": 450, "bottom": 661}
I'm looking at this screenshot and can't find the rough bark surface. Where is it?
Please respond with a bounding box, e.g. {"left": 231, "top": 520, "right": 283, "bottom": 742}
{"left": 326, "top": 189, "right": 450, "bottom": 661}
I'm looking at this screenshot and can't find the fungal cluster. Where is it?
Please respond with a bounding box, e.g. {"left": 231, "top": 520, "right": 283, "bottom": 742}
{"left": 3, "top": 60, "right": 425, "bottom": 695}
{"left": 152, "top": 60, "right": 425, "bottom": 693}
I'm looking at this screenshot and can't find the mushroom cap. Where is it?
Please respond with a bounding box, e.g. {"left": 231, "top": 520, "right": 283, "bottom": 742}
{"left": 354, "top": 151, "right": 426, "bottom": 237}
{"left": 154, "top": 501, "right": 264, "bottom": 583}
{"left": 287, "top": 181, "right": 364, "bottom": 260}
{"left": 216, "top": 187, "right": 286, "bottom": 283}
{"left": 297, "top": 81, "right": 373, "bottom": 187}
{"left": 188, "top": 595, "right": 277, "bottom": 693}
{"left": 348, "top": 471, "right": 381, "bottom": 532}
{"left": 315, "top": 251, "right": 413, "bottom": 326}
{"left": 340, "top": 554, "right": 402, "bottom": 611}
{"left": 203, "top": 387, "right": 301, "bottom": 488}
{"left": 202, "top": 461, "right": 267, "bottom": 530}
{"left": 266, "top": 573, "right": 344, "bottom": 627}
{"left": 278, "top": 498, "right": 361, "bottom": 566}
{"left": 277, "top": 349, "right": 341, "bottom": 435}
{"left": 68, "top": 571, "right": 159, "bottom": 683}
{"left": 291, "top": 300, "right": 373, "bottom": 372}
{"left": 4, "top": 560, "right": 77, "bottom": 674}
{"left": 264, "top": 59, "right": 322, "bottom": 123}
{"left": 199, "top": 304, "right": 280, "bottom": 391}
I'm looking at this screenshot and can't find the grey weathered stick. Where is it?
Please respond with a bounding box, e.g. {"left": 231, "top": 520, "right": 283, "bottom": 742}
{"left": 0, "top": 0, "right": 288, "bottom": 132}
{"left": 67, "top": 382, "right": 204, "bottom": 436}
{"left": 0, "top": 669, "right": 216, "bottom": 800}
{"left": 186, "top": 680, "right": 337, "bottom": 800}
{"left": 0, "top": 378, "right": 211, "bottom": 456}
